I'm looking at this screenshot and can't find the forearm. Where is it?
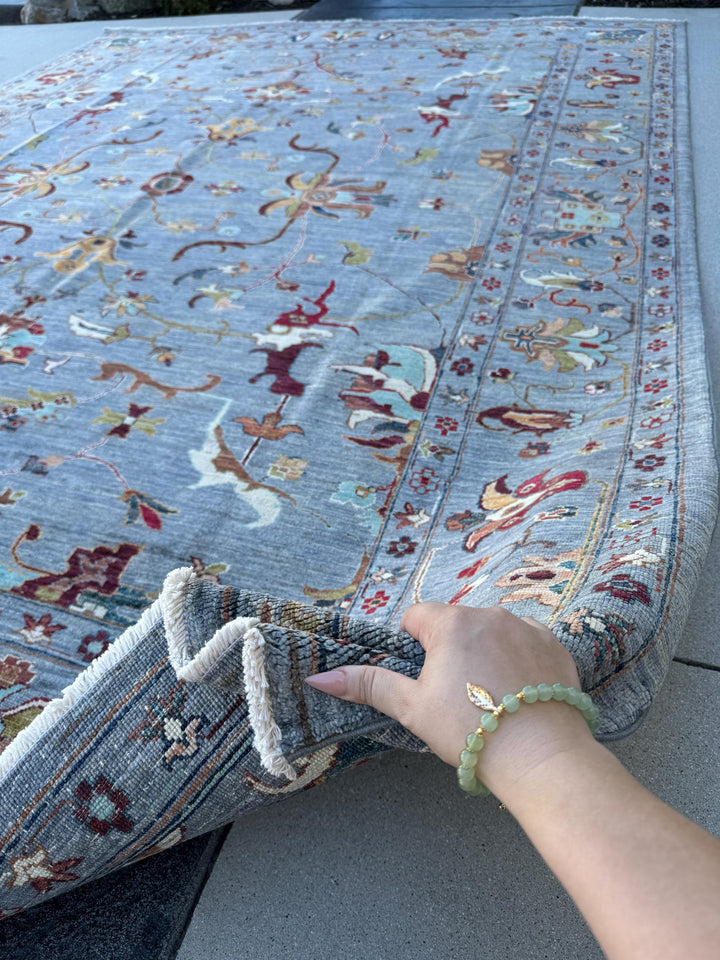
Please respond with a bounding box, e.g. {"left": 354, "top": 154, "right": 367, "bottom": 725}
{"left": 500, "top": 741, "right": 720, "bottom": 960}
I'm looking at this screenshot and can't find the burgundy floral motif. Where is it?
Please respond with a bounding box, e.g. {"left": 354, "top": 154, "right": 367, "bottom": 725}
{"left": 408, "top": 466, "right": 439, "bottom": 495}
{"left": 643, "top": 378, "right": 668, "bottom": 394}
{"left": 8, "top": 846, "right": 83, "bottom": 893}
{"left": 651, "top": 267, "right": 670, "bottom": 280}
{"left": 77, "top": 631, "right": 110, "bottom": 662}
{"left": 0, "top": 655, "right": 35, "bottom": 689}
{"left": 140, "top": 170, "right": 193, "bottom": 197}
{"left": 16, "top": 612, "right": 66, "bottom": 644}
{"left": 633, "top": 453, "right": 666, "bottom": 472}
{"left": 11, "top": 541, "right": 140, "bottom": 608}
{"left": 387, "top": 536, "right": 417, "bottom": 557}
{"left": 106, "top": 403, "right": 155, "bottom": 439}
{"left": 73, "top": 775, "right": 134, "bottom": 836}
{"left": 361, "top": 590, "right": 390, "bottom": 614}
{"left": 593, "top": 575, "right": 651, "bottom": 606}
{"left": 434, "top": 416, "right": 458, "bottom": 436}
{"left": 630, "top": 496, "right": 663, "bottom": 512}
{"left": 450, "top": 357, "right": 474, "bottom": 376}
{"left": 462, "top": 469, "right": 587, "bottom": 552}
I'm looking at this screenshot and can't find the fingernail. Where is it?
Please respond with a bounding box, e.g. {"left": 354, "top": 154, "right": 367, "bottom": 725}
{"left": 304, "top": 669, "right": 346, "bottom": 695}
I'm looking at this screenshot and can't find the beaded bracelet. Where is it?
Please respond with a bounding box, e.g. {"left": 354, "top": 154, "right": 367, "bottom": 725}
{"left": 457, "top": 682, "right": 601, "bottom": 800}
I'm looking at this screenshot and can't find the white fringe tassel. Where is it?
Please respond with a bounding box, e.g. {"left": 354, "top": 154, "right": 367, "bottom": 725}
{"left": 0, "top": 565, "right": 296, "bottom": 783}
{"left": 0, "top": 593, "right": 165, "bottom": 780}
{"left": 241, "top": 625, "right": 297, "bottom": 781}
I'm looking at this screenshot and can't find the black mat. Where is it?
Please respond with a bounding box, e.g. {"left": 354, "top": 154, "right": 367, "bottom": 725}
{"left": 0, "top": 828, "right": 229, "bottom": 960}
{"left": 297, "top": 0, "right": 580, "bottom": 20}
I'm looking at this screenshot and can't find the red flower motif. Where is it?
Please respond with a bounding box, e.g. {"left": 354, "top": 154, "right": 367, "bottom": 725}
{"left": 107, "top": 403, "right": 153, "bottom": 439}
{"left": 74, "top": 775, "right": 134, "bottom": 836}
{"left": 434, "top": 416, "right": 458, "bottom": 436}
{"left": 387, "top": 536, "right": 417, "bottom": 557}
{"left": 8, "top": 846, "right": 83, "bottom": 894}
{"left": 593, "top": 575, "right": 651, "bottom": 606}
{"left": 651, "top": 267, "right": 670, "bottom": 280}
{"left": 630, "top": 496, "right": 663, "bottom": 512}
{"left": 495, "top": 242, "right": 512, "bottom": 252}
{"left": 470, "top": 312, "right": 494, "bottom": 325}
{"left": 640, "top": 413, "right": 672, "bottom": 430}
{"left": 11, "top": 542, "right": 140, "bottom": 608}
{"left": 408, "top": 466, "right": 439, "bottom": 495}
{"left": 18, "top": 612, "right": 66, "bottom": 643}
{"left": 646, "top": 339, "right": 667, "bottom": 352}
{"left": 481, "top": 276, "right": 501, "bottom": 291}
{"left": 77, "top": 631, "right": 111, "bottom": 662}
{"left": 450, "top": 357, "right": 474, "bottom": 376}
{"left": 0, "top": 655, "right": 35, "bottom": 689}
{"left": 361, "top": 590, "right": 390, "bottom": 614}
{"left": 643, "top": 378, "right": 668, "bottom": 394}
{"left": 633, "top": 454, "right": 666, "bottom": 472}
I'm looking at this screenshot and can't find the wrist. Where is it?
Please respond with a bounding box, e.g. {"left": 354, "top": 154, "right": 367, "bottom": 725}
{"left": 492, "top": 734, "right": 615, "bottom": 815}
{"left": 471, "top": 700, "right": 600, "bottom": 805}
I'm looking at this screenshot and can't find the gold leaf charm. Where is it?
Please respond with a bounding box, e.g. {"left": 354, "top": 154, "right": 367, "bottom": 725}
{"left": 466, "top": 683, "right": 497, "bottom": 712}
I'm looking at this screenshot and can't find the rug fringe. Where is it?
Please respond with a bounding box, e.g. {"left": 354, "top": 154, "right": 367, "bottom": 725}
{"left": 0, "top": 566, "right": 297, "bottom": 782}
{"left": 241, "top": 624, "right": 297, "bottom": 781}
{"left": 0, "top": 595, "right": 164, "bottom": 780}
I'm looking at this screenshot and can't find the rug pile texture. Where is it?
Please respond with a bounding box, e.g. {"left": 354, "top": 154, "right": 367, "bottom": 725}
{"left": 0, "top": 16, "right": 716, "bottom": 914}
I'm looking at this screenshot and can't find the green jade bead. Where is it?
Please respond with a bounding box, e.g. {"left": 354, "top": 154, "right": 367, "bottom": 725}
{"left": 480, "top": 712, "right": 498, "bottom": 732}
{"left": 564, "top": 686, "right": 580, "bottom": 706}
{"left": 577, "top": 692, "right": 593, "bottom": 712}
{"left": 466, "top": 732, "right": 484, "bottom": 752}
{"left": 457, "top": 766, "right": 476, "bottom": 784}
{"left": 465, "top": 778, "right": 490, "bottom": 797}
{"left": 537, "top": 683, "right": 553, "bottom": 701}
{"left": 457, "top": 681, "right": 603, "bottom": 799}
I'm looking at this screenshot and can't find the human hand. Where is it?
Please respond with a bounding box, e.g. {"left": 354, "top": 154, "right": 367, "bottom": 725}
{"left": 304, "top": 603, "right": 597, "bottom": 802}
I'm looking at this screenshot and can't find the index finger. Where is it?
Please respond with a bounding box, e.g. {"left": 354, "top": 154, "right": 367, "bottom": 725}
{"left": 399, "top": 601, "right": 454, "bottom": 651}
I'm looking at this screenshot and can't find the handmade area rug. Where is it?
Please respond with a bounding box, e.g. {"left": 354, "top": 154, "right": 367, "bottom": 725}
{"left": 0, "top": 16, "right": 716, "bottom": 914}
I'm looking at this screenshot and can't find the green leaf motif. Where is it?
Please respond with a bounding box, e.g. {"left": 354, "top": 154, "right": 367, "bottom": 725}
{"left": 338, "top": 241, "right": 373, "bottom": 266}
{"left": 399, "top": 147, "right": 439, "bottom": 166}
{"left": 555, "top": 350, "right": 576, "bottom": 373}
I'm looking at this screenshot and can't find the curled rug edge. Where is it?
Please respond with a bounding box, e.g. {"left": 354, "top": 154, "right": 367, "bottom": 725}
{"left": 0, "top": 559, "right": 696, "bottom": 916}
{"left": 0, "top": 558, "right": 644, "bottom": 794}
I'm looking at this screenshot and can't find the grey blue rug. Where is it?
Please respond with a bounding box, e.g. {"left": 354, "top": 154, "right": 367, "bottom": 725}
{"left": 0, "top": 16, "right": 716, "bottom": 915}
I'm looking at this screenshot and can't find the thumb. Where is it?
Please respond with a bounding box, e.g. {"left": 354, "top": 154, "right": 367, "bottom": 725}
{"left": 304, "top": 665, "right": 416, "bottom": 727}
